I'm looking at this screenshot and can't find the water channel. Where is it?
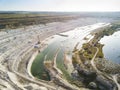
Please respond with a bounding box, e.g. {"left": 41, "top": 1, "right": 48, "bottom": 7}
{"left": 31, "top": 23, "right": 108, "bottom": 81}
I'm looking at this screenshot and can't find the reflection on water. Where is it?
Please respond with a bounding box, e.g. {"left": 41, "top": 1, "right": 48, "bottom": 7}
{"left": 100, "top": 31, "right": 120, "bottom": 63}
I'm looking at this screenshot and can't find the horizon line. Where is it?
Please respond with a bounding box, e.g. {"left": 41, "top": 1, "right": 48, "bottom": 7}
{"left": 0, "top": 10, "right": 120, "bottom": 13}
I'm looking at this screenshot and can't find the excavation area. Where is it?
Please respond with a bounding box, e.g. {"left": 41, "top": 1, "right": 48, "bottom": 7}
{"left": 0, "top": 12, "right": 120, "bottom": 90}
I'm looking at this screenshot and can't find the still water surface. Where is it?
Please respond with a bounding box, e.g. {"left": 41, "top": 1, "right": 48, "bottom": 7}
{"left": 31, "top": 23, "right": 108, "bottom": 80}
{"left": 100, "top": 31, "right": 120, "bottom": 64}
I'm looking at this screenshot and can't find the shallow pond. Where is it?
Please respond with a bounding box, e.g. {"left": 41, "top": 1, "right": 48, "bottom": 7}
{"left": 31, "top": 23, "right": 108, "bottom": 80}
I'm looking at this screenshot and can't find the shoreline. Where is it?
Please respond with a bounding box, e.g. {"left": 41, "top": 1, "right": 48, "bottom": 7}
{"left": 27, "top": 51, "right": 38, "bottom": 78}
{"left": 99, "top": 30, "right": 120, "bottom": 64}
{"left": 28, "top": 22, "right": 110, "bottom": 80}
{"left": 27, "top": 35, "right": 54, "bottom": 79}
{"left": 0, "top": 12, "right": 120, "bottom": 90}
{"left": 74, "top": 22, "right": 120, "bottom": 89}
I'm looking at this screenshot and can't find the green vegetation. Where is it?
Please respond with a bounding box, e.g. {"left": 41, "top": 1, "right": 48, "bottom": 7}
{"left": 78, "top": 22, "right": 120, "bottom": 63}
{"left": 79, "top": 42, "right": 103, "bottom": 61}
{"left": 71, "top": 23, "right": 120, "bottom": 90}
{"left": 72, "top": 53, "right": 80, "bottom": 65}
{"left": 96, "top": 44, "right": 104, "bottom": 58}
{"left": 83, "top": 43, "right": 96, "bottom": 60}
{"left": 95, "top": 23, "right": 120, "bottom": 38}
{"left": 0, "top": 13, "right": 80, "bottom": 30}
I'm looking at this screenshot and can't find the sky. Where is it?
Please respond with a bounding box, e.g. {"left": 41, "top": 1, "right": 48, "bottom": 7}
{"left": 0, "top": 0, "right": 120, "bottom": 12}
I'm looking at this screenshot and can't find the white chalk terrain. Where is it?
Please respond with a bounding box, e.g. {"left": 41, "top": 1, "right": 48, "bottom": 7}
{"left": 0, "top": 18, "right": 110, "bottom": 90}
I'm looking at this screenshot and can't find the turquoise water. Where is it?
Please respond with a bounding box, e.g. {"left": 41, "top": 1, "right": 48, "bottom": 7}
{"left": 100, "top": 31, "right": 120, "bottom": 64}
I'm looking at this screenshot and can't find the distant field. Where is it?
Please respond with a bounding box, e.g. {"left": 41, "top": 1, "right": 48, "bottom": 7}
{"left": 0, "top": 12, "right": 81, "bottom": 30}
{"left": 0, "top": 12, "right": 120, "bottom": 30}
